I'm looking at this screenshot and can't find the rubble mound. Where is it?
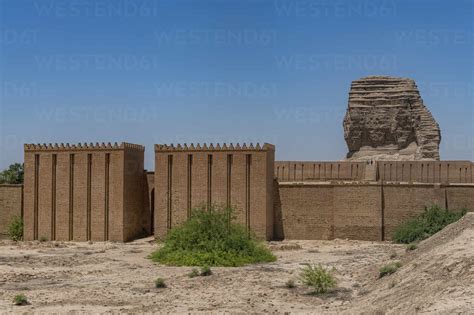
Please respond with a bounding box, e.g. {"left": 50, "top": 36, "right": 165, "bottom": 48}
{"left": 343, "top": 76, "right": 441, "bottom": 161}
{"left": 346, "top": 213, "right": 474, "bottom": 314}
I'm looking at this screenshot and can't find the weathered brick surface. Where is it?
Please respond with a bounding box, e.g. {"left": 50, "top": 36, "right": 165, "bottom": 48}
{"left": 73, "top": 152, "right": 88, "bottom": 241}
{"left": 276, "top": 182, "right": 473, "bottom": 241}
{"left": 23, "top": 143, "right": 147, "bottom": 242}
{"left": 276, "top": 184, "right": 334, "bottom": 240}
{"left": 377, "top": 161, "right": 473, "bottom": 183}
{"left": 55, "top": 153, "right": 71, "bottom": 240}
{"left": 23, "top": 152, "right": 35, "bottom": 241}
{"left": 445, "top": 185, "right": 474, "bottom": 213}
{"left": 91, "top": 153, "right": 106, "bottom": 241}
{"left": 275, "top": 161, "right": 366, "bottom": 182}
{"left": 383, "top": 184, "right": 446, "bottom": 240}
{"left": 154, "top": 143, "right": 275, "bottom": 240}
{"left": 16, "top": 141, "right": 474, "bottom": 242}
{"left": 333, "top": 184, "right": 382, "bottom": 240}
{"left": 0, "top": 185, "right": 22, "bottom": 238}
{"left": 38, "top": 154, "right": 53, "bottom": 241}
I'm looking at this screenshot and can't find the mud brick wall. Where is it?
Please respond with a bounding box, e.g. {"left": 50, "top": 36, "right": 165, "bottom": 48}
{"left": 333, "top": 184, "right": 382, "bottom": 240}
{"left": 275, "top": 161, "right": 366, "bottom": 182}
{"left": 275, "top": 183, "right": 333, "bottom": 240}
{"left": 276, "top": 182, "right": 473, "bottom": 241}
{"left": 377, "top": 161, "right": 473, "bottom": 183}
{"left": 23, "top": 142, "right": 146, "bottom": 242}
{"left": 0, "top": 185, "right": 23, "bottom": 238}
{"left": 155, "top": 143, "right": 275, "bottom": 240}
{"left": 382, "top": 184, "right": 446, "bottom": 240}
{"left": 445, "top": 185, "right": 474, "bottom": 211}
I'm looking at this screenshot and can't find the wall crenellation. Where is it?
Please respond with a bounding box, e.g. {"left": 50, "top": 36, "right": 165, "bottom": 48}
{"left": 155, "top": 142, "right": 275, "bottom": 152}
{"left": 24, "top": 142, "right": 145, "bottom": 152}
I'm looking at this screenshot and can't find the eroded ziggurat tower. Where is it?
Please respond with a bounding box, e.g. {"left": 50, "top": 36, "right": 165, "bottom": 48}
{"left": 343, "top": 76, "right": 441, "bottom": 161}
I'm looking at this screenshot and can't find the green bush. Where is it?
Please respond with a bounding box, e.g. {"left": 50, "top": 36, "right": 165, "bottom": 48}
{"left": 149, "top": 206, "right": 276, "bottom": 267}
{"left": 39, "top": 236, "right": 48, "bottom": 242}
{"left": 299, "top": 264, "right": 336, "bottom": 294}
{"left": 379, "top": 261, "right": 402, "bottom": 278}
{"left": 7, "top": 216, "right": 23, "bottom": 241}
{"left": 392, "top": 205, "right": 466, "bottom": 244}
{"left": 406, "top": 243, "right": 417, "bottom": 251}
{"left": 154, "top": 278, "right": 166, "bottom": 288}
{"left": 188, "top": 268, "right": 200, "bottom": 278}
{"left": 13, "top": 294, "right": 28, "bottom": 306}
{"left": 200, "top": 265, "right": 212, "bottom": 276}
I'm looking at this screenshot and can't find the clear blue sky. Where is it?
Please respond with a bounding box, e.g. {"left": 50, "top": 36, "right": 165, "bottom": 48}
{"left": 1, "top": 0, "right": 473, "bottom": 169}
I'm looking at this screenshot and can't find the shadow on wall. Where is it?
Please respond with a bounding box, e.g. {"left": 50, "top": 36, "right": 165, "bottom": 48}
{"left": 273, "top": 178, "right": 284, "bottom": 240}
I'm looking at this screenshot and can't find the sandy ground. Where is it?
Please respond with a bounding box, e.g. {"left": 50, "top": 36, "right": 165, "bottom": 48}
{"left": 0, "top": 215, "right": 472, "bottom": 314}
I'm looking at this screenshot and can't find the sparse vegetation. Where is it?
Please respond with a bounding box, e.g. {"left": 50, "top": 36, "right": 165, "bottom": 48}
{"left": 7, "top": 216, "right": 23, "bottom": 241}
{"left": 154, "top": 278, "right": 166, "bottom": 288}
{"left": 13, "top": 294, "right": 28, "bottom": 306}
{"left": 149, "top": 206, "right": 276, "bottom": 267}
{"left": 393, "top": 205, "right": 466, "bottom": 244}
{"left": 389, "top": 252, "right": 397, "bottom": 259}
{"left": 299, "top": 264, "right": 336, "bottom": 294}
{"left": 200, "top": 265, "right": 212, "bottom": 276}
{"left": 406, "top": 243, "right": 417, "bottom": 251}
{"left": 379, "top": 261, "right": 402, "bottom": 278}
{"left": 39, "top": 236, "right": 48, "bottom": 242}
{"left": 188, "top": 268, "right": 200, "bottom": 278}
{"left": 285, "top": 279, "right": 296, "bottom": 288}
{"left": 188, "top": 266, "right": 213, "bottom": 278}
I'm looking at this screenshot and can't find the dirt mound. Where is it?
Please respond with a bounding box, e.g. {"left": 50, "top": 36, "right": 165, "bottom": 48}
{"left": 343, "top": 213, "right": 474, "bottom": 314}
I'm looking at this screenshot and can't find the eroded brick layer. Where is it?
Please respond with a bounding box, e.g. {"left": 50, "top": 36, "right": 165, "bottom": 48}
{"left": 344, "top": 76, "right": 441, "bottom": 160}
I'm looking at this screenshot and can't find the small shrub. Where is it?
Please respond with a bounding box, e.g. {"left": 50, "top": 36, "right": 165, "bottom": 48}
{"left": 406, "top": 243, "right": 417, "bottom": 251}
{"left": 188, "top": 268, "right": 199, "bottom": 278}
{"left": 393, "top": 205, "right": 466, "bottom": 244}
{"left": 149, "top": 206, "right": 276, "bottom": 267}
{"left": 13, "top": 294, "right": 27, "bottom": 306}
{"left": 285, "top": 279, "right": 296, "bottom": 288}
{"left": 39, "top": 236, "right": 48, "bottom": 242}
{"left": 154, "top": 278, "right": 166, "bottom": 288}
{"left": 299, "top": 264, "right": 336, "bottom": 294}
{"left": 379, "top": 261, "right": 402, "bottom": 278}
{"left": 7, "top": 216, "right": 23, "bottom": 241}
{"left": 200, "top": 265, "right": 212, "bottom": 276}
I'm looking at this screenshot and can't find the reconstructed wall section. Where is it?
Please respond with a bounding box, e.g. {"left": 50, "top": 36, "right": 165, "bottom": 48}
{"left": 275, "top": 161, "right": 367, "bottom": 182}
{"left": 377, "top": 161, "right": 473, "bottom": 183}
{"left": 276, "top": 182, "right": 473, "bottom": 241}
{"left": 155, "top": 143, "right": 275, "bottom": 240}
{"left": 23, "top": 142, "right": 147, "bottom": 242}
{"left": 0, "top": 184, "right": 23, "bottom": 238}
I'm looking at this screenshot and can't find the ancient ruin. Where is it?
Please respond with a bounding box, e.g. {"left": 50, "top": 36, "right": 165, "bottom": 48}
{"left": 343, "top": 76, "right": 441, "bottom": 161}
{"left": 0, "top": 77, "right": 471, "bottom": 242}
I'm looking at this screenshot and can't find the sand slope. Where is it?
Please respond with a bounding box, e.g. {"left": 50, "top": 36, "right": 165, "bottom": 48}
{"left": 344, "top": 213, "right": 474, "bottom": 314}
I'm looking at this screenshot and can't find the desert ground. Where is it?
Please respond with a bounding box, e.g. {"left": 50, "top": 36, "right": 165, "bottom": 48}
{"left": 0, "top": 214, "right": 472, "bottom": 314}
